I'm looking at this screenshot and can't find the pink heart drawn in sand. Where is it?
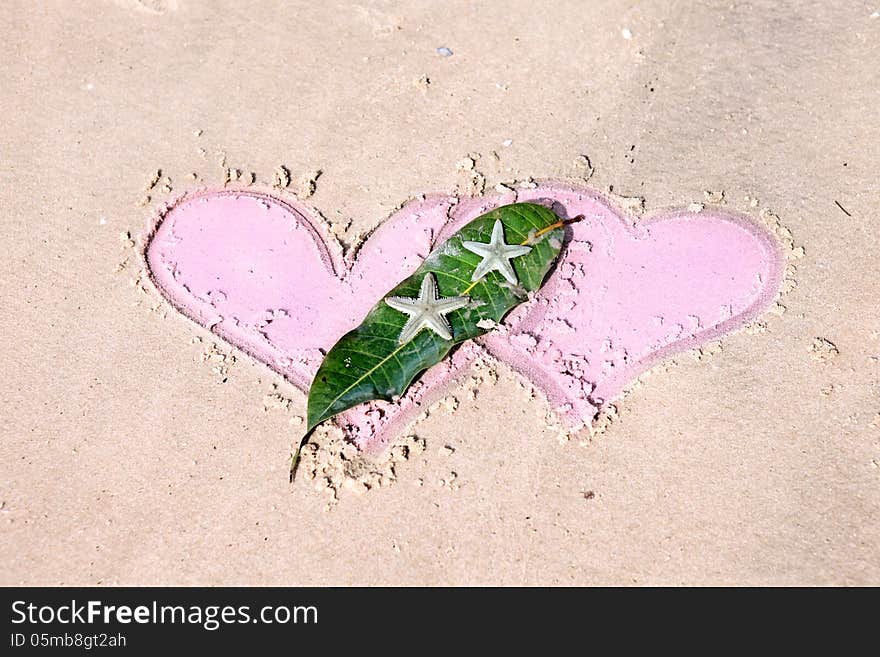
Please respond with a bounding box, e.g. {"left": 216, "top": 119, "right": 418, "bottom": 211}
{"left": 144, "top": 183, "right": 783, "bottom": 450}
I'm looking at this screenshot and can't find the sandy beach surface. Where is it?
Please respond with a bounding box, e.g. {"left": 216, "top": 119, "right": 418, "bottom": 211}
{"left": 2, "top": 0, "right": 878, "bottom": 585}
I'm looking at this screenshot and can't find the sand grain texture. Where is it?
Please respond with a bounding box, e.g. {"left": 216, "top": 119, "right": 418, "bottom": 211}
{"left": 1, "top": 0, "right": 878, "bottom": 585}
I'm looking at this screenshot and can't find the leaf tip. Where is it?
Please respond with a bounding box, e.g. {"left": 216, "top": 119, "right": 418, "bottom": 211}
{"left": 289, "top": 425, "right": 317, "bottom": 483}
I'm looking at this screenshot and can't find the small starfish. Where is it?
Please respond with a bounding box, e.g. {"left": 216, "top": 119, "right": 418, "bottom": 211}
{"left": 385, "top": 272, "right": 469, "bottom": 344}
{"left": 462, "top": 219, "right": 532, "bottom": 284}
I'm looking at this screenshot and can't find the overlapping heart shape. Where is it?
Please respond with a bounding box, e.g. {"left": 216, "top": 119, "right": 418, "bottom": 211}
{"left": 144, "top": 182, "right": 783, "bottom": 450}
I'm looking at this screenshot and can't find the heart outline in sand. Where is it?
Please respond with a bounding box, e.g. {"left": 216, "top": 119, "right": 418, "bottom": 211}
{"left": 144, "top": 182, "right": 783, "bottom": 450}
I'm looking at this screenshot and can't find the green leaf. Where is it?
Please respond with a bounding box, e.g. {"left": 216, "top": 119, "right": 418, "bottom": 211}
{"left": 305, "top": 202, "right": 565, "bottom": 432}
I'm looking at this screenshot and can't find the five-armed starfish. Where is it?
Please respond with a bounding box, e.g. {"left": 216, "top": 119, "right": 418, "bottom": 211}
{"left": 462, "top": 219, "right": 532, "bottom": 284}
{"left": 385, "top": 272, "right": 469, "bottom": 344}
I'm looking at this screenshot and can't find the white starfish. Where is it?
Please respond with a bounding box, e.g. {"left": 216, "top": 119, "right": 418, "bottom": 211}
{"left": 385, "top": 272, "right": 469, "bottom": 344}
{"left": 462, "top": 219, "right": 532, "bottom": 284}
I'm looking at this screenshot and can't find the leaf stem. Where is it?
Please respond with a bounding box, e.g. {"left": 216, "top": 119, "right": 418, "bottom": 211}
{"left": 522, "top": 214, "right": 584, "bottom": 244}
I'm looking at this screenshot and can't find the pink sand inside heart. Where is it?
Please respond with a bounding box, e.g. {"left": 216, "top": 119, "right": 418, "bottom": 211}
{"left": 480, "top": 184, "right": 782, "bottom": 426}
{"left": 146, "top": 191, "right": 455, "bottom": 390}
{"left": 145, "top": 185, "right": 782, "bottom": 449}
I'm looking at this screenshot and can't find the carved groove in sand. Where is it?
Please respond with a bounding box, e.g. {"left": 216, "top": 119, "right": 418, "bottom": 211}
{"left": 144, "top": 183, "right": 784, "bottom": 450}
